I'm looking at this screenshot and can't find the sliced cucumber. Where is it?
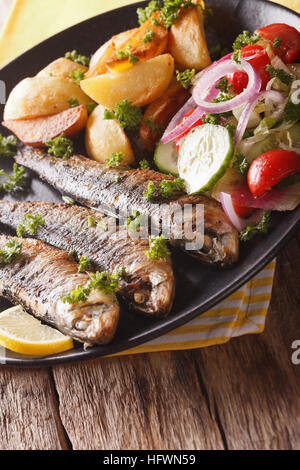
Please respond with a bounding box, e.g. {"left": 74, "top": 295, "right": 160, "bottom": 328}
{"left": 154, "top": 140, "right": 179, "bottom": 176}
{"left": 178, "top": 124, "right": 233, "bottom": 195}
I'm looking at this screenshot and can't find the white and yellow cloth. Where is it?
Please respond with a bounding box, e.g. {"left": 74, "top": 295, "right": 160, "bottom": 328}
{"left": 0, "top": 0, "right": 296, "bottom": 353}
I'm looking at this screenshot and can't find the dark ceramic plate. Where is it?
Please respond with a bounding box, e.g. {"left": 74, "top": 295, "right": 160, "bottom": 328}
{"left": 0, "top": 0, "right": 299, "bottom": 366}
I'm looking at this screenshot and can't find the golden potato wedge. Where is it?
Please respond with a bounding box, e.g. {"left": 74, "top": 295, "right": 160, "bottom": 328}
{"left": 81, "top": 54, "right": 174, "bottom": 109}
{"left": 140, "top": 82, "right": 190, "bottom": 152}
{"left": 85, "top": 104, "right": 135, "bottom": 166}
{"left": 105, "top": 13, "right": 168, "bottom": 73}
{"left": 169, "top": 4, "right": 211, "bottom": 71}
{"left": 4, "top": 76, "right": 92, "bottom": 120}
{"left": 37, "top": 58, "right": 88, "bottom": 81}
{"left": 87, "top": 29, "right": 138, "bottom": 78}
{"left": 3, "top": 105, "right": 88, "bottom": 147}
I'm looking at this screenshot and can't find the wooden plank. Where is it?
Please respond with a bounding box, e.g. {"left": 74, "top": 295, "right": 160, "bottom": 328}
{"left": 191, "top": 234, "right": 300, "bottom": 450}
{"left": 0, "top": 367, "right": 69, "bottom": 450}
{"left": 53, "top": 352, "right": 225, "bottom": 450}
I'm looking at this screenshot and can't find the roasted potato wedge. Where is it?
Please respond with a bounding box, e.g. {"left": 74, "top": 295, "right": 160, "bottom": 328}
{"left": 4, "top": 76, "right": 92, "bottom": 120}
{"left": 37, "top": 58, "right": 88, "bottom": 81}
{"left": 105, "top": 13, "right": 168, "bottom": 73}
{"left": 87, "top": 29, "right": 138, "bottom": 78}
{"left": 140, "top": 82, "right": 190, "bottom": 152}
{"left": 3, "top": 105, "right": 88, "bottom": 147}
{"left": 169, "top": 4, "right": 211, "bottom": 71}
{"left": 85, "top": 104, "right": 135, "bottom": 166}
{"left": 81, "top": 54, "right": 174, "bottom": 109}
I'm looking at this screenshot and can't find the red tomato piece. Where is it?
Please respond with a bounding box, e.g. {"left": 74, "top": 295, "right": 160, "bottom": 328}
{"left": 257, "top": 23, "right": 300, "bottom": 64}
{"left": 241, "top": 44, "right": 271, "bottom": 90}
{"left": 232, "top": 202, "right": 255, "bottom": 218}
{"left": 248, "top": 149, "right": 300, "bottom": 197}
{"left": 226, "top": 70, "right": 249, "bottom": 94}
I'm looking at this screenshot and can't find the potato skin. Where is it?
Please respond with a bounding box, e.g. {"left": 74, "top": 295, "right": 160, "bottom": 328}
{"left": 85, "top": 104, "right": 135, "bottom": 166}
{"left": 37, "top": 58, "right": 88, "bottom": 81}
{"left": 169, "top": 5, "right": 211, "bottom": 71}
{"left": 140, "top": 82, "right": 190, "bottom": 152}
{"left": 4, "top": 76, "right": 92, "bottom": 120}
{"left": 3, "top": 105, "right": 88, "bottom": 147}
{"left": 81, "top": 54, "right": 175, "bottom": 109}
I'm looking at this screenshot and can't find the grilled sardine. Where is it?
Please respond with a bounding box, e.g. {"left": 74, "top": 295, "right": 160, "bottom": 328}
{"left": 0, "top": 235, "right": 119, "bottom": 345}
{"left": 0, "top": 201, "right": 175, "bottom": 317}
{"left": 15, "top": 147, "right": 239, "bottom": 267}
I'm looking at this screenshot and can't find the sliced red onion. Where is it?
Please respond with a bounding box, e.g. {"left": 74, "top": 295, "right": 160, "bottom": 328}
{"left": 234, "top": 90, "right": 285, "bottom": 148}
{"left": 231, "top": 182, "right": 300, "bottom": 211}
{"left": 192, "top": 59, "right": 261, "bottom": 113}
{"left": 220, "top": 192, "right": 263, "bottom": 231}
{"left": 161, "top": 96, "right": 196, "bottom": 143}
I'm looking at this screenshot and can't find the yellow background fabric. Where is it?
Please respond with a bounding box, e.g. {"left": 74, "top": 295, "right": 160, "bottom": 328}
{"left": 0, "top": 0, "right": 297, "bottom": 353}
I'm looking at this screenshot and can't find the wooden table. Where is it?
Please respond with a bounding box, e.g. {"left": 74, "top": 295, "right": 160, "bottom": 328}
{"left": 0, "top": 1, "right": 300, "bottom": 450}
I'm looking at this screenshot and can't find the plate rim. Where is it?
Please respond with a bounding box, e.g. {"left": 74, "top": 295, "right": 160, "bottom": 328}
{"left": 0, "top": 0, "right": 299, "bottom": 367}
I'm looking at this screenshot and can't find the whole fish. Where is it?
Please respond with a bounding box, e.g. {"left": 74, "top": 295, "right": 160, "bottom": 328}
{"left": 0, "top": 235, "right": 119, "bottom": 345}
{"left": 0, "top": 201, "right": 175, "bottom": 317}
{"left": 15, "top": 147, "right": 239, "bottom": 267}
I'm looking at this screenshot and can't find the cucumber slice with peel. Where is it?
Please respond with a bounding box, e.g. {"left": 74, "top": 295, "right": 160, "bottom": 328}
{"left": 154, "top": 140, "right": 179, "bottom": 176}
{"left": 178, "top": 124, "right": 234, "bottom": 195}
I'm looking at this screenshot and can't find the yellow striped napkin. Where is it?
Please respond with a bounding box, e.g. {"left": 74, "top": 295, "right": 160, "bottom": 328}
{"left": 1, "top": 0, "right": 292, "bottom": 353}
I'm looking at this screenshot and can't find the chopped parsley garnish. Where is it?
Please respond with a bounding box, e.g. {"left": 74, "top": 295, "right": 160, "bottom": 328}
{"left": 233, "top": 30, "right": 260, "bottom": 51}
{"left": 283, "top": 100, "right": 300, "bottom": 122}
{"left": 60, "top": 269, "right": 124, "bottom": 304}
{"left": 62, "top": 196, "right": 75, "bottom": 205}
{"left": 145, "top": 235, "right": 171, "bottom": 260}
{"left": 160, "top": 178, "right": 185, "bottom": 197}
{"left": 68, "top": 97, "right": 79, "bottom": 108}
{"left": 202, "top": 114, "right": 221, "bottom": 125}
{"left": 0, "top": 240, "right": 22, "bottom": 265}
{"left": 216, "top": 77, "right": 232, "bottom": 93}
{"left": 17, "top": 213, "right": 45, "bottom": 238}
{"left": 176, "top": 68, "right": 196, "bottom": 89}
{"left": 145, "top": 116, "right": 163, "bottom": 136}
{"left": 233, "top": 151, "right": 250, "bottom": 175}
{"left": 240, "top": 211, "right": 271, "bottom": 242}
{"left": 126, "top": 210, "right": 147, "bottom": 233}
{"left": 151, "top": 17, "right": 160, "bottom": 25}
{"left": 137, "top": 1, "right": 161, "bottom": 25}
{"left": 143, "top": 29, "right": 156, "bottom": 43}
{"left": 69, "top": 250, "right": 76, "bottom": 259}
{"left": 88, "top": 216, "right": 95, "bottom": 227}
{"left": 273, "top": 37, "right": 282, "bottom": 50}
{"left": 104, "top": 99, "right": 143, "bottom": 130}
{"left": 143, "top": 181, "right": 158, "bottom": 201}
{"left": 78, "top": 256, "right": 91, "bottom": 273}
{"left": 65, "top": 50, "right": 90, "bottom": 67}
{"left": 160, "top": 0, "right": 198, "bottom": 29}
{"left": 44, "top": 133, "right": 73, "bottom": 160}
{"left": 0, "top": 134, "right": 18, "bottom": 157}
{"left": 105, "top": 152, "right": 124, "bottom": 168}
{"left": 88, "top": 216, "right": 108, "bottom": 231}
{"left": 86, "top": 102, "right": 97, "bottom": 113}
{"left": 209, "top": 44, "right": 231, "bottom": 62}
{"left": 232, "top": 49, "right": 242, "bottom": 64}
{"left": 116, "top": 45, "right": 139, "bottom": 64}
{"left": 0, "top": 164, "right": 26, "bottom": 193}
{"left": 212, "top": 93, "right": 232, "bottom": 103}
{"left": 139, "top": 160, "right": 151, "bottom": 169}
{"left": 69, "top": 68, "right": 86, "bottom": 84}
{"left": 265, "top": 64, "right": 293, "bottom": 85}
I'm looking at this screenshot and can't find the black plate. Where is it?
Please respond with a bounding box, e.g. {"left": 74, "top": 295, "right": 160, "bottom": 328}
{"left": 0, "top": 0, "right": 299, "bottom": 366}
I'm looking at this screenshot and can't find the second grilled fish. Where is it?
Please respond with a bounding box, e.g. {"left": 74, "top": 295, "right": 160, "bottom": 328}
{"left": 0, "top": 235, "right": 119, "bottom": 345}
{"left": 0, "top": 201, "right": 175, "bottom": 317}
{"left": 15, "top": 147, "right": 239, "bottom": 267}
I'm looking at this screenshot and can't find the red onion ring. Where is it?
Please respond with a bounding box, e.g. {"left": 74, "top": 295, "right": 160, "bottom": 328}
{"left": 234, "top": 90, "right": 285, "bottom": 148}
{"left": 162, "top": 59, "right": 261, "bottom": 144}
{"left": 162, "top": 96, "right": 196, "bottom": 141}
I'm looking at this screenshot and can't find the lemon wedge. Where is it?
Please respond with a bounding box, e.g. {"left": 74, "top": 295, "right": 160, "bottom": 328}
{"left": 0, "top": 306, "right": 74, "bottom": 356}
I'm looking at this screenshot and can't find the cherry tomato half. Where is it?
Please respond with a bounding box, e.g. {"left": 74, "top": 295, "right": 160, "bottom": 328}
{"left": 248, "top": 149, "right": 300, "bottom": 197}
{"left": 232, "top": 202, "right": 255, "bottom": 218}
{"left": 257, "top": 23, "right": 300, "bottom": 64}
